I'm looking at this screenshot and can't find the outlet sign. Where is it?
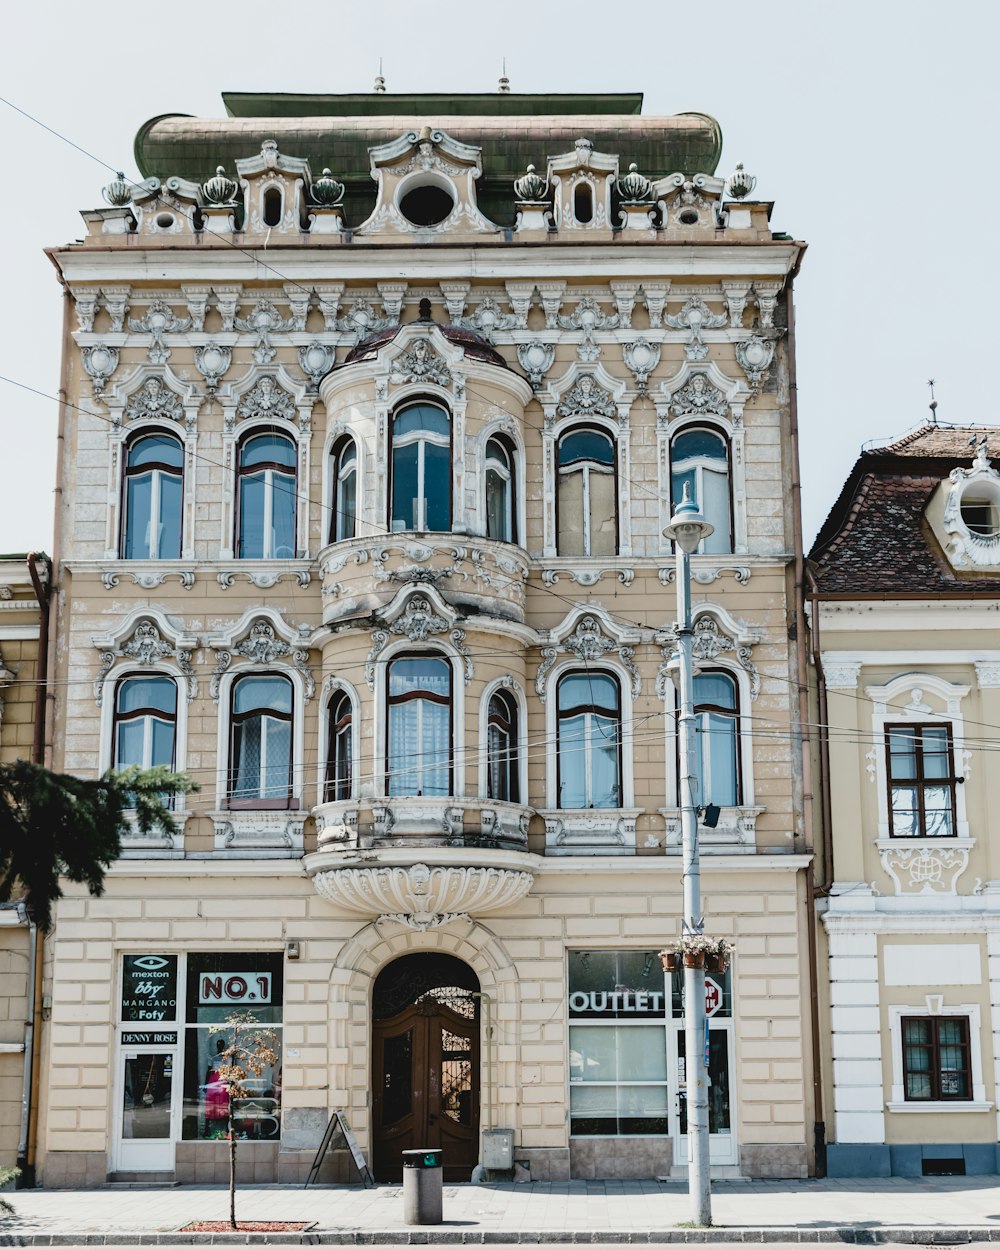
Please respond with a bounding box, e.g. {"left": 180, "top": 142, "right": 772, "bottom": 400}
{"left": 121, "top": 955, "right": 178, "bottom": 1022}
{"left": 199, "top": 972, "right": 272, "bottom": 1005}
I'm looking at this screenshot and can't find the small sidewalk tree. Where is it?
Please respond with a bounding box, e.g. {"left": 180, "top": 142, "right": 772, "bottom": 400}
{"left": 209, "top": 1012, "right": 279, "bottom": 1231}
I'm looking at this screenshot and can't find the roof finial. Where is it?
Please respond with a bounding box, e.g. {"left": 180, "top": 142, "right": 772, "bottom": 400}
{"left": 927, "top": 378, "right": 938, "bottom": 425}
{"left": 374, "top": 58, "right": 386, "bottom": 94}
{"left": 498, "top": 57, "right": 510, "bottom": 94}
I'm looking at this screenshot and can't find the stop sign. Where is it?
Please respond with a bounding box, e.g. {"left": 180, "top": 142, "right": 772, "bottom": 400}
{"left": 704, "top": 976, "right": 722, "bottom": 1017}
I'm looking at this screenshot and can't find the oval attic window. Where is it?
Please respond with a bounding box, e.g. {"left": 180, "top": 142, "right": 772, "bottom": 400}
{"left": 399, "top": 182, "right": 455, "bottom": 228}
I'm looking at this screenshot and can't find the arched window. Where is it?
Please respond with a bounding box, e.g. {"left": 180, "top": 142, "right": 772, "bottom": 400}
{"left": 237, "top": 432, "right": 297, "bottom": 559}
{"left": 121, "top": 432, "right": 183, "bottom": 560}
{"left": 228, "top": 673, "right": 293, "bottom": 807}
{"left": 262, "top": 187, "right": 283, "bottom": 228}
{"left": 670, "top": 426, "right": 732, "bottom": 554}
{"left": 557, "top": 427, "right": 616, "bottom": 557}
{"left": 387, "top": 654, "right": 451, "bottom": 796}
{"left": 390, "top": 402, "right": 450, "bottom": 533}
{"left": 114, "top": 675, "right": 177, "bottom": 773}
{"left": 689, "top": 671, "right": 741, "bottom": 808}
{"left": 487, "top": 688, "right": 519, "bottom": 803}
{"left": 556, "top": 671, "right": 621, "bottom": 809}
{"left": 485, "top": 436, "right": 516, "bottom": 544}
{"left": 325, "top": 689, "right": 353, "bottom": 802}
{"left": 329, "top": 438, "right": 358, "bottom": 544}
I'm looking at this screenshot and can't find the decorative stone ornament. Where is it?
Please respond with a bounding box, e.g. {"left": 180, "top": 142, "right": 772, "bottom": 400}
{"left": 725, "top": 162, "right": 757, "bottom": 200}
{"left": 310, "top": 862, "right": 535, "bottom": 928}
{"left": 123, "top": 377, "right": 184, "bottom": 425}
{"left": 236, "top": 141, "right": 311, "bottom": 235}
{"left": 556, "top": 375, "right": 616, "bottom": 419}
{"left": 336, "top": 298, "right": 395, "bottom": 339}
{"left": 201, "top": 166, "right": 239, "bottom": 206}
{"left": 618, "top": 163, "right": 652, "bottom": 202}
{"left": 943, "top": 438, "right": 1000, "bottom": 568}
{"left": 388, "top": 340, "right": 452, "bottom": 389}
{"left": 516, "top": 340, "right": 555, "bottom": 389}
{"left": 128, "top": 300, "right": 193, "bottom": 365}
{"left": 514, "top": 163, "right": 548, "bottom": 202}
{"left": 235, "top": 299, "right": 297, "bottom": 365}
{"left": 235, "top": 375, "right": 296, "bottom": 423}
{"left": 559, "top": 296, "right": 620, "bottom": 362}
{"left": 310, "top": 168, "right": 345, "bottom": 206}
{"left": 92, "top": 613, "right": 198, "bottom": 704}
{"left": 623, "top": 338, "right": 661, "bottom": 391}
{"left": 298, "top": 342, "right": 335, "bottom": 390}
{"left": 669, "top": 372, "right": 729, "bottom": 418}
{"left": 194, "top": 342, "right": 232, "bottom": 393}
{"left": 459, "top": 297, "right": 516, "bottom": 343}
{"left": 81, "top": 344, "right": 119, "bottom": 396}
{"left": 666, "top": 296, "right": 728, "bottom": 362}
{"left": 102, "top": 172, "right": 132, "bottom": 207}
{"left": 208, "top": 616, "right": 314, "bottom": 702}
{"left": 734, "top": 335, "right": 776, "bottom": 393}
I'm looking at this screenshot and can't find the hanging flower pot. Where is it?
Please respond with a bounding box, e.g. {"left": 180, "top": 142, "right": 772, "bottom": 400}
{"left": 705, "top": 950, "right": 729, "bottom": 974}
{"left": 659, "top": 950, "right": 678, "bottom": 972}
{"left": 682, "top": 950, "right": 706, "bottom": 969}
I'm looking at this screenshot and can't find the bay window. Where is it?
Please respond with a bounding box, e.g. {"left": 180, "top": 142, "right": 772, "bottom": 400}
{"left": 390, "top": 402, "right": 450, "bottom": 532}
{"left": 325, "top": 689, "right": 353, "bottom": 802}
{"left": 486, "top": 688, "right": 519, "bottom": 803}
{"left": 329, "top": 437, "right": 358, "bottom": 544}
{"left": 485, "top": 436, "right": 516, "bottom": 543}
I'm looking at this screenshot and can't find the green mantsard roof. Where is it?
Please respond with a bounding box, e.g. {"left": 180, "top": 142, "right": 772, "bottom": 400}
{"left": 134, "top": 91, "right": 722, "bottom": 228}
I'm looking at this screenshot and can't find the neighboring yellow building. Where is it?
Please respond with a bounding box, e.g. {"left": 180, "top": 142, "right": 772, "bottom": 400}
{"left": 810, "top": 424, "right": 1000, "bottom": 1177}
{"left": 0, "top": 554, "right": 50, "bottom": 1185}
{"left": 39, "top": 87, "right": 816, "bottom": 1186}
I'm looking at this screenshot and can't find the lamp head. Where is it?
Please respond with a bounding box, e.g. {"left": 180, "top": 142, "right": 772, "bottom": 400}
{"left": 663, "top": 482, "right": 714, "bottom": 554}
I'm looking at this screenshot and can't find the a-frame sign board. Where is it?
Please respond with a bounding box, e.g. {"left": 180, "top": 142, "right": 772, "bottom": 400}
{"left": 305, "top": 1110, "right": 375, "bottom": 1188}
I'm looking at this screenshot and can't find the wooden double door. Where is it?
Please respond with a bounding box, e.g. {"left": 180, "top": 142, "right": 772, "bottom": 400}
{"left": 372, "top": 998, "right": 479, "bottom": 1181}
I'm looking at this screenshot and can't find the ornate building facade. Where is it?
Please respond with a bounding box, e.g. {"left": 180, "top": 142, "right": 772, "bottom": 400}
{"left": 38, "top": 89, "right": 814, "bottom": 1185}
{"left": 811, "top": 425, "right": 1000, "bottom": 1176}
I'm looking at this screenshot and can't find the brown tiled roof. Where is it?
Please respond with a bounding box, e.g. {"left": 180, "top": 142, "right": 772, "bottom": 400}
{"left": 809, "top": 423, "right": 1000, "bottom": 595}
{"left": 342, "top": 323, "right": 507, "bottom": 368}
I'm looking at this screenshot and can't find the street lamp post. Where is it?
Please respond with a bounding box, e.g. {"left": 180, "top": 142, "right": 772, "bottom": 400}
{"left": 663, "top": 486, "right": 714, "bottom": 1227}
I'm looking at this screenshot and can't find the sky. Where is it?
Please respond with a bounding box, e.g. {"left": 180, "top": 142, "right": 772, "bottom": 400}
{"left": 2, "top": 0, "right": 997, "bottom": 553}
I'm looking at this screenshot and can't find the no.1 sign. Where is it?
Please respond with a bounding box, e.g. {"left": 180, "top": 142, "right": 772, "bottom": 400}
{"left": 704, "top": 975, "right": 723, "bottom": 1018}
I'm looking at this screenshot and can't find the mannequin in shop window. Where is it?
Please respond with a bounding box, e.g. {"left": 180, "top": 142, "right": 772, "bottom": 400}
{"left": 204, "top": 1036, "right": 230, "bottom": 1133}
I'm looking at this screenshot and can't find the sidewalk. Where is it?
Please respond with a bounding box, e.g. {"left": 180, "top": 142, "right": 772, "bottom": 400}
{"left": 3, "top": 1178, "right": 1000, "bottom": 1245}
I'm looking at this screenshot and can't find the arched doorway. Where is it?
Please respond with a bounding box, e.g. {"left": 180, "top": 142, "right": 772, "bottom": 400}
{"left": 372, "top": 952, "right": 480, "bottom": 1182}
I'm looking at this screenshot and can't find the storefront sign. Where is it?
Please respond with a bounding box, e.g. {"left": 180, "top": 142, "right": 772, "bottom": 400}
{"left": 199, "top": 972, "right": 272, "bottom": 1005}
{"left": 121, "top": 955, "right": 178, "bottom": 1022}
{"left": 568, "top": 990, "right": 666, "bottom": 1015}
{"left": 121, "top": 1031, "right": 178, "bottom": 1046}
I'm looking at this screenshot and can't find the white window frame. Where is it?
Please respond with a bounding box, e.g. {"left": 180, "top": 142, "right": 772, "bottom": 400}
{"left": 390, "top": 402, "right": 451, "bottom": 533}
{"left": 318, "top": 677, "right": 362, "bottom": 806}
{"left": 326, "top": 433, "right": 361, "bottom": 546}
{"left": 556, "top": 424, "right": 618, "bottom": 559}
{"left": 544, "top": 657, "right": 635, "bottom": 811}
{"left": 887, "top": 1001, "right": 992, "bottom": 1113}
{"left": 866, "top": 673, "right": 971, "bottom": 841}
{"left": 235, "top": 430, "right": 298, "bottom": 561}
{"left": 668, "top": 423, "right": 733, "bottom": 555}
{"left": 213, "top": 663, "right": 307, "bottom": 812}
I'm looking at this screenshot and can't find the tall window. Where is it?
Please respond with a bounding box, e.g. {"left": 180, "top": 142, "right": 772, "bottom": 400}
{"left": 487, "top": 689, "right": 519, "bottom": 803}
{"left": 325, "top": 690, "right": 353, "bottom": 802}
{"left": 237, "top": 433, "right": 296, "bottom": 559}
{"left": 387, "top": 655, "right": 451, "bottom": 796}
{"left": 886, "top": 725, "right": 957, "bottom": 837}
{"left": 114, "top": 675, "right": 177, "bottom": 772}
{"left": 485, "top": 436, "right": 516, "bottom": 543}
{"left": 228, "top": 673, "right": 293, "bottom": 806}
{"left": 122, "top": 432, "right": 183, "bottom": 560}
{"left": 557, "top": 428, "right": 616, "bottom": 557}
{"left": 329, "top": 438, "right": 358, "bottom": 544}
{"left": 902, "top": 1016, "right": 971, "bottom": 1100}
{"left": 390, "top": 403, "right": 450, "bottom": 532}
{"left": 670, "top": 427, "right": 731, "bottom": 554}
{"left": 690, "top": 671, "right": 740, "bottom": 808}
{"left": 557, "top": 671, "right": 621, "bottom": 809}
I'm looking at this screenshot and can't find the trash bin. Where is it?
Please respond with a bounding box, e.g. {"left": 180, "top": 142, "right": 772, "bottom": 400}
{"left": 402, "top": 1148, "right": 443, "bottom": 1225}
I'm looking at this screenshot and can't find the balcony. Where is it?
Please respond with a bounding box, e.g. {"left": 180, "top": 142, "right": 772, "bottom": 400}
{"left": 304, "top": 797, "right": 537, "bottom": 929}
{"left": 318, "top": 535, "right": 529, "bottom": 628}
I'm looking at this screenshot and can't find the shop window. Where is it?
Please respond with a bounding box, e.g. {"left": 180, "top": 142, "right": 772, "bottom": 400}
{"left": 690, "top": 671, "right": 741, "bottom": 808}
{"left": 486, "top": 688, "right": 519, "bottom": 803}
{"left": 329, "top": 437, "right": 358, "bottom": 544}
{"left": 236, "top": 432, "right": 297, "bottom": 560}
{"left": 390, "top": 402, "right": 450, "bottom": 533}
{"left": 557, "top": 427, "right": 616, "bottom": 557}
{"left": 557, "top": 671, "right": 621, "bottom": 809}
{"left": 227, "top": 673, "right": 294, "bottom": 808}
{"left": 669, "top": 426, "right": 732, "bottom": 554}
{"left": 568, "top": 950, "right": 668, "bottom": 1136}
{"left": 887, "top": 724, "right": 957, "bottom": 837}
{"left": 387, "top": 654, "right": 452, "bottom": 796}
{"left": 182, "top": 953, "right": 283, "bottom": 1141}
{"left": 902, "top": 1016, "right": 971, "bottom": 1100}
{"left": 121, "top": 431, "right": 183, "bottom": 560}
{"left": 485, "top": 435, "right": 516, "bottom": 544}
{"left": 325, "top": 689, "right": 353, "bottom": 802}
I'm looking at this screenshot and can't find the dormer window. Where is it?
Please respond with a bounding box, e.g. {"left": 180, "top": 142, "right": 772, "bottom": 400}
{"left": 262, "top": 187, "right": 283, "bottom": 228}
{"left": 960, "top": 496, "right": 999, "bottom": 536}
{"left": 574, "top": 183, "right": 594, "bottom": 225}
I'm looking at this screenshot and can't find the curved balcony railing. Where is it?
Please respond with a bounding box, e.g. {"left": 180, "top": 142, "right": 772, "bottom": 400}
{"left": 312, "top": 795, "right": 532, "bottom": 853}
{"left": 318, "top": 534, "right": 529, "bottom": 627}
